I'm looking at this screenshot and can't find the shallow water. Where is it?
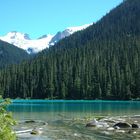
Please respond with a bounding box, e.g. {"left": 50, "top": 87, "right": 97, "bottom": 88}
{"left": 8, "top": 100, "right": 140, "bottom": 140}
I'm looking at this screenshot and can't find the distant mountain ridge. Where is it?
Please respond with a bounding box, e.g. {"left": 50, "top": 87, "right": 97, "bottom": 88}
{"left": 0, "top": 24, "right": 92, "bottom": 54}
{"left": 0, "top": 40, "right": 29, "bottom": 68}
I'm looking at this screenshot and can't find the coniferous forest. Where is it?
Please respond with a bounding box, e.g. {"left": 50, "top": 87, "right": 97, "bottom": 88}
{"left": 0, "top": 40, "right": 29, "bottom": 68}
{"left": 0, "top": 0, "right": 140, "bottom": 100}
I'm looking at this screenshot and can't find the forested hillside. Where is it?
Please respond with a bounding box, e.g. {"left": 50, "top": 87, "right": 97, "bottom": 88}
{"left": 0, "top": 40, "right": 29, "bottom": 68}
{"left": 0, "top": 0, "right": 140, "bottom": 100}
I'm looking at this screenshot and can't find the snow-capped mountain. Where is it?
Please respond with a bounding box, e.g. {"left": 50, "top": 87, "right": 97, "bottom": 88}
{"left": 49, "top": 24, "right": 92, "bottom": 45}
{"left": 0, "top": 24, "right": 92, "bottom": 54}
{"left": 0, "top": 31, "right": 53, "bottom": 54}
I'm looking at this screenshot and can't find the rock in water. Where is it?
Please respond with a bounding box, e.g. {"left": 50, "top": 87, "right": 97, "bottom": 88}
{"left": 86, "top": 119, "right": 97, "bottom": 127}
{"left": 30, "top": 128, "right": 42, "bottom": 135}
{"left": 107, "top": 127, "right": 115, "bottom": 131}
{"left": 25, "top": 120, "right": 36, "bottom": 123}
{"left": 86, "top": 119, "right": 109, "bottom": 128}
{"left": 113, "top": 122, "right": 131, "bottom": 129}
{"left": 131, "top": 124, "right": 139, "bottom": 128}
{"left": 116, "top": 130, "right": 125, "bottom": 133}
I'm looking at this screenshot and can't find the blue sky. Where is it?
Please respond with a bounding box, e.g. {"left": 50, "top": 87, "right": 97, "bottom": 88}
{"left": 0, "top": 0, "right": 123, "bottom": 39}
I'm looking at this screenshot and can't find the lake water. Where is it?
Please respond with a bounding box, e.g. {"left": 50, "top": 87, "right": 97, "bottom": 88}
{"left": 8, "top": 100, "right": 140, "bottom": 140}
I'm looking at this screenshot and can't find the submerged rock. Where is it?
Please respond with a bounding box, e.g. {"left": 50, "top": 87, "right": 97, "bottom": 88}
{"left": 21, "top": 120, "right": 47, "bottom": 126}
{"left": 86, "top": 120, "right": 97, "bottom": 127}
{"left": 86, "top": 119, "right": 109, "bottom": 128}
{"left": 113, "top": 122, "right": 131, "bottom": 129}
{"left": 107, "top": 127, "right": 115, "bottom": 131}
{"left": 102, "top": 131, "right": 111, "bottom": 135}
{"left": 15, "top": 129, "right": 32, "bottom": 134}
{"left": 30, "top": 128, "right": 42, "bottom": 135}
{"left": 131, "top": 115, "right": 140, "bottom": 118}
{"left": 25, "top": 120, "right": 36, "bottom": 123}
{"left": 102, "top": 119, "right": 117, "bottom": 124}
{"left": 116, "top": 130, "right": 125, "bottom": 133}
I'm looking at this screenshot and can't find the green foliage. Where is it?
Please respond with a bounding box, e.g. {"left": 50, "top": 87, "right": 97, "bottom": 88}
{"left": 0, "top": 0, "right": 140, "bottom": 100}
{"left": 0, "top": 40, "right": 29, "bottom": 69}
{"left": 0, "top": 97, "right": 16, "bottom": 140}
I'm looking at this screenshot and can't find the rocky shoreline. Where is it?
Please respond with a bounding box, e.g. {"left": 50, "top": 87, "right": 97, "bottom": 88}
{"left": 14, "top": 115, "right": 140, "bottom": 140}
{"left": 86, "top": 115, "right": 140, "bottom": 135}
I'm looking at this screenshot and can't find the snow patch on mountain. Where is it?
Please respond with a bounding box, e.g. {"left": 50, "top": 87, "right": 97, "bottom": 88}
{"left": 66, "top": 24, "right": 92, "bottom": 34}
{"left": 0, "top": 32, "right": 53, "bottom": 54}
{"left": 0, "top": 23, "right": 92, "bottom": 54}
{"left": 49, "top": 23, "right": 92, "bottom": 46}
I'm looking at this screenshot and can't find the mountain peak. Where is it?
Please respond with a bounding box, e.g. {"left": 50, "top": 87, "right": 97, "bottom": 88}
{"left": 6, "top": 31, "right": 31, "bottom": 40}
{"left": 66, "top": 23, "right": 93, "bottom": 34}
{"left": 0, "top": 23, "right": 91, "bottom": 54}
{"left": 49, "top": 23, "right": 92, "bottom": 45}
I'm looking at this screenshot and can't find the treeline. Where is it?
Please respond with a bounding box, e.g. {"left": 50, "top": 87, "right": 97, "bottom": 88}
{"left": 0, "top": 0, "right": 140, "bottom": 100}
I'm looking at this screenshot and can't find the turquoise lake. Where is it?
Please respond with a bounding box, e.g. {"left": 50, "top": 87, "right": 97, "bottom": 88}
{"left": 8, "top": 100, "right": 140, "bottom": 140}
